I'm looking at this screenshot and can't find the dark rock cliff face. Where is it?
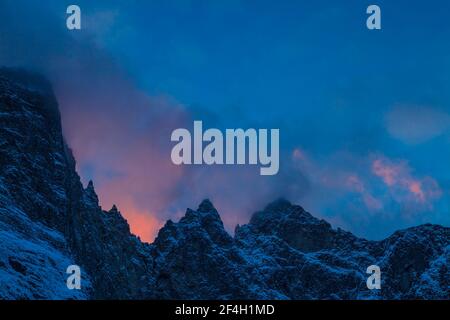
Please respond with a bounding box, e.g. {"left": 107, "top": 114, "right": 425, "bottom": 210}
{"left": 0, "top": 69, "right": 449, "bottom": 299}
{"left": 0, "top": 68, "right": 152, "bottom": 299}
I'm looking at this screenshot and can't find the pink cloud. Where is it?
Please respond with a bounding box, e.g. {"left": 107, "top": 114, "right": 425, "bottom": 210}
{"left": 346, "top": 175, "right": 383, "bottom": 211}
{"left": 372, "top": 159, "right": 398, "bottom": 186}
{"left": 408, "top": 181, "right": 425, "bottom": 202}
{"left": 371, "top": 156, "right": 442, "bottom": 206}
{"left": 291, "top": 147, "right": 442, "bottom": 221}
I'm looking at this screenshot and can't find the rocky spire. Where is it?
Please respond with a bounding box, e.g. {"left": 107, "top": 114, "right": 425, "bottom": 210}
{"left": 197, "top": 199, "right": 217, "bottom": 213}
{"left": 84, "top": 180, "right": 99, "bottom": 206}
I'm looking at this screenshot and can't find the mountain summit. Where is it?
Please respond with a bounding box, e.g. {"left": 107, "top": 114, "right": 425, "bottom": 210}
{"left": 0, "top": 69, "right": 448, "bottom": 299}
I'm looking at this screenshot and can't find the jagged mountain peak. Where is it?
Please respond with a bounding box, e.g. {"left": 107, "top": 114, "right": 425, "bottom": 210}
{"left": 86, "top": 180, "right": 95, "bottom": 190}
{"left": 83, "top": 180, "right": 99, "bottom": 206}
{"left": 197, "top": 198, "right": 217, "bottom": 213}
{"left": 152, "top": 200, "right": 233, "bottom": 269}
{"left": 1, "top": 69, "right": 449, "bottom": 300}
{"left": 249, "top": 198, "right": 327, "bottom": 230}
{"left": 241, "top": 199, "right": 359, "bottom": 253}
{"left": 180, "top": 199, "right": 223, "bottom": 226}
{"left": 263, "top": 198, "right": 292, "bottom": 212}
{"left": 252, "top": 198, "right": 318, "bottom": 225}
{"left": 84, "top": 180, "right": 97, "bottom": 196}
{"left": 109, "top": 204, "right": 119, "bottom": 213}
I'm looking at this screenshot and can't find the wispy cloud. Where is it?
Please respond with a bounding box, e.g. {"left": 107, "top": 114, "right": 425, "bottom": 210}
{"left": 371, "top": 156, "right": 442, "bottom": 208}
{"left": 290, "top": 147, "right": 443, "bottom": 238}
{"left": 385, "top": 104, "right": 450, "bottom": 145}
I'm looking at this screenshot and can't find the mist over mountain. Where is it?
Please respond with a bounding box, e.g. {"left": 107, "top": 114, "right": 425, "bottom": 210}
{"left": 0, "top": 69, "right": 448, "bottom": 299}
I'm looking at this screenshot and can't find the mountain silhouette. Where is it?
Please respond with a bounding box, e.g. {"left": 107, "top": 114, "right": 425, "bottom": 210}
{"left": 0, "top": 68, "right": 448, "bottom": 299}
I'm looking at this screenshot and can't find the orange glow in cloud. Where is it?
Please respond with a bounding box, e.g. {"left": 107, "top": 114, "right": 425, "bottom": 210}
{"left": 371, "top": 157, "right": 441, "bottom": 205}
{"left": 291, "top": 147, "right": 441, "bottom": 215}
{"left": 408, "top": 181, "right": 425, "bottom": 203}
{"left": 100, "top": 195, "right": 163, "bottom": 243}
{"left": 58, "top": 85, "right": 188, "bottom": 243}
{"left": 121, "top": 203, "right": 163, "bottom": 243}
{"left": 372, "top": 159, "right": 397, "bottom": 186}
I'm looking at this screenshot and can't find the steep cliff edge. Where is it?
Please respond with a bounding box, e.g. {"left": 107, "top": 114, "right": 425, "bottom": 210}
{"left": 0, "top": 68, "right": 152, "bottom": 299}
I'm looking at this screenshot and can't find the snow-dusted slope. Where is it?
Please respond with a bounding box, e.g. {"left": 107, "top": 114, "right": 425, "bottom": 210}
{"left": 150, "top": 199, "right": 449, "bottom": 299}
{"left": 0, "top": 193, "right": 90, "bottom": 299}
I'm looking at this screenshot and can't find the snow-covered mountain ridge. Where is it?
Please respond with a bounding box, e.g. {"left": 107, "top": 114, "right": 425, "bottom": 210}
{"left": 0, "top": 69, "right": 448, "bottom": 299}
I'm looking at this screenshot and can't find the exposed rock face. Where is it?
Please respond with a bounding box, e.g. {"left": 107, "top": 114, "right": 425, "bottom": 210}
{"left": 0, "top": 68, "right": 152, "bottom": 299}
{"left": 0, "top": 68, "right": 449, "bottom": 299}
{"left": 235, "top": 201, "right": 449, "bottom": 299}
